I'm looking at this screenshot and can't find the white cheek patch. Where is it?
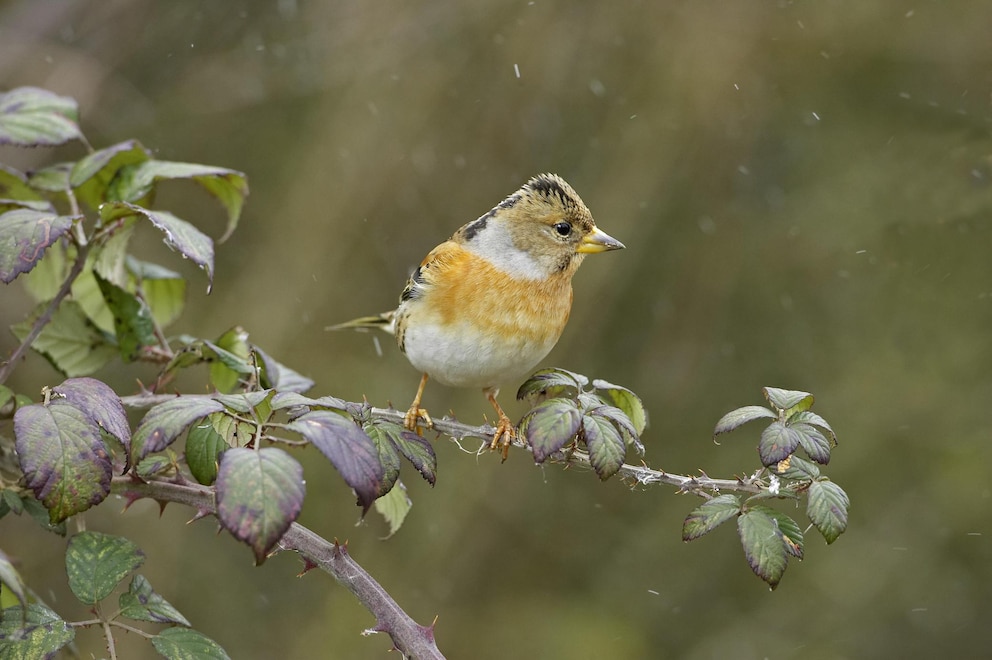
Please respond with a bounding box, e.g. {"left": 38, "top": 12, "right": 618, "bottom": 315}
{"left": 465, "top": 223, "right": 545, "bottom": 280}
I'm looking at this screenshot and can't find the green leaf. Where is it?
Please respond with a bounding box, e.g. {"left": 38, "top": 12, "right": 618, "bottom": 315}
{"left": 213, "top": 391, "right": 273, "bottom": 418}
{"left": 754, "top": 507, "right": 805, "bottom": 559}
{"left": 522, "top": 398, "right": 581, "bottom": 462}
{"left": 100, "top": 201, "right": 214, "bottom": 292}
{"left": 391, "top": 427, "right": 437, "bottom": 486}
{"left": 807, "top": 479, "right": 849, "bottom": 544}
{"left": 65, "top": 531, "right": 144, "bottom": 604}
{"left": 0, "top": 164, "right": 43, "bottom": 201}
{"left": 582, "top": 414, "right": 625, "bottom": 480}
{"left": 119, "top": 574, "right": 191, "bottom": 626}
{"left": 11, "top": 300, "right": 118, "bottom": 376}
{"left": 186, "top": 415, "right": 230, "bottom": 486}
{"left": 69, "top": 261, "right": 114, "bottom": 335}
{"left": 0, "top": 549, "right": 26, "bottom": 609}
{"left": 713, "top": 405, "right": 776, "bottom": 437}
{"left": 13, "top": 401, "right": 112, "bottom": 523}
{"left": 287, "top": 411, "right": 383, "bottom": 513}
{"left": 27, "top": 163, "right": 72, "bottom": 192}
{"left": 135, "top": 454, "right": 174, "bottom": 479}
{"left": 254, "top": 345, "right": 314, "bottom": 394}
{"left": 2, "top": 490, "right": 23, "bottom": 515}
{"left": 592, "top": 379, "right": 647, "bottom": 434}
{"left": 763, "top": 387, "right": 814, "bottom": 417}
{"left": 364, "top": 421, "right": 403, "bottom": 495}
{"left": 586, "top": 404, "right": 642, "bottom": 454}
{"left": 0, "top": 209, "right": 76, "bottom": 284}
{"left": 151, "top": 626, "right": 230, "bottom": 660}
{"left": 792, "top": 423, "right": 832, "bottom": 465}
{"left": 113, "top": 160, "right": 248, "bottom": 243}
{"left": 758, "top": 421, "right": 801, "bottom": 467}
{"left": 210, "top": 327, "right": 251, "bottom": 393}
{"left": 788, "top": 410, "right": 837, "bottom": 446}
{"left": 516, "top": 367, "right": 587, "bottom": 404}
{"left": 70, "top": 139, "right": 152, "bottom": 209}
{"left": 0, "top": 198, "right": 54, "bottom": 213}
{"left": 127, "top": 257, "right": 186, "bottom": 328}
{"left": 777, "top": 455, "right": 820, "bottom": 480}
{"left": 373, "top": 479, "right": 412, "bottom": 539}
{"left": 270, "top": 392, "right": 347, "bottom": 412}
{"left": 0, "top": 604, "right": 74, "bottom": 658}
{"left": 738, "top": 508, "right": 788, "bottom": 589}
{"left": 20, "top": 496, "right": 67, "bottom": 536}
{"left": 215, "top": 447, "right": 304, "bottom": 564}
{"left": 20, "top": 240, "right": 67, "bottom": 302}
{"left": 682, "top": 494, "right": 741, "bottom": 541}
{"left": 131, "top": 396, "right": 225, "bottom": 460}
{"left": 95, "top": 271, "right": 157, "bottom": 361}
{"left": 0, "top": 87, "right": 82, "bottom": 146}
{"left": 53, "top": 377, "right": 131, "bottom": 452}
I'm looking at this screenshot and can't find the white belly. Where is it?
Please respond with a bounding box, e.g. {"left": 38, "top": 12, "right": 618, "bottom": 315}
{"left": 403, "top": 320, "right": 557, "bottom": 389}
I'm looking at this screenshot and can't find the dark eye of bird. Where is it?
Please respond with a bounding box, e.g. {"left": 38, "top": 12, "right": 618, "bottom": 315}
{"left": 553, "top": 222, "right": 572, "bottom": 237}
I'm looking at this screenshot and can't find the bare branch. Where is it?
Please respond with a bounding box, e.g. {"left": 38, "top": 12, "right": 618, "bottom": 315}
{"left": 111, "top": 476, "right": 444, "bottom": 659}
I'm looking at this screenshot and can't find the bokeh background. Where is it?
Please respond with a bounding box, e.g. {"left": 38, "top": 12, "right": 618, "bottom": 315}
{"left": 2, "top": 1, "right": 992, "bottom": 658}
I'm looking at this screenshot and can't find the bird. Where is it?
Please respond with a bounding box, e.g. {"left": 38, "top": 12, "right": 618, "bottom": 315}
{"left": 330, "top": 173, "right": 624, "bottom": 459}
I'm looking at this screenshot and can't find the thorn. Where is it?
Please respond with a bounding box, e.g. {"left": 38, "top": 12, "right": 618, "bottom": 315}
{"left": 186, "top": 507, "right": 212, "bottom": 524}
{"left": 297, "top": 556, "right": 318, "bottom": 577}
{"left": 119, "top": 491, "right": 144, "bottom": 513}
{"left": 155, "top": 500, "right": 169, "bottom": 517}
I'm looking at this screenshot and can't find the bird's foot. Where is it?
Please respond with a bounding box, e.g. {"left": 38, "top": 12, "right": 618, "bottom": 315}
{"left": 403, "top": 404, "right": 433, "bottom": 435}
{"left": 489, "top": 412, "right": 517, "bottom": 462}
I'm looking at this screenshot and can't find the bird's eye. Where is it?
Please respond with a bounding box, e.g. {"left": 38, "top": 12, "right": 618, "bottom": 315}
{"left": 553, "top": 222, "right": 572, "bottom": 237}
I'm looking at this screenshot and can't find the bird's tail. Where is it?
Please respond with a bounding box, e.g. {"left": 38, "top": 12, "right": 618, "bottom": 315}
{"left": 326, "top": 311, "right": 396, "bottom": 335}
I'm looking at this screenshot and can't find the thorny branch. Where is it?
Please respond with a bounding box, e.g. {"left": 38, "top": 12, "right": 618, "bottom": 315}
{"left": 112, "top": 390, "right": 772, "bottom": 658}
{"left": 119, "top": 392, "right": 767, "bottom": 497}
{"left": 112, "top": 476, "right": 444, "bottom": 660}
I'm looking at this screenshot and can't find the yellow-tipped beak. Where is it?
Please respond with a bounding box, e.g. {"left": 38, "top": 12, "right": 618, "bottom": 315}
{"left": 578, "top": 227, "right": 625, "bottom": 254}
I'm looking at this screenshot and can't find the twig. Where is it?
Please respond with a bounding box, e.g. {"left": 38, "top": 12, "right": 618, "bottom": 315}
{"left": 119, "top": 392, "right": 766, "bottom": 497}
{"left": 111, "top": 476, "right": 444, "bottom": 660}
{"left": 0, "top": 242, "right": 91, "bottom": 386}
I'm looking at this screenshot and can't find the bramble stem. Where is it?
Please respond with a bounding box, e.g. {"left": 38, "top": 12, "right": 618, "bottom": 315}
{"left": 111, "top": 476, "right": 445, "bottom": 659}
{"left": 119, "top": 393, "right": 767, "bottom": 497}
{"left": 0, "top": 242, "right": 91, "bottom": 386}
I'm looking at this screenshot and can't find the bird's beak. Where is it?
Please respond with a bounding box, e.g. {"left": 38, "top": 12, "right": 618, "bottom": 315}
{"left": 578, "top": 227, "right": 625, "bottom": 253}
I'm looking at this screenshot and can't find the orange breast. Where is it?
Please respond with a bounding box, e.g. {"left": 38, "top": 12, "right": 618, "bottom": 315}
{"left": 428, "top": 243, "right": 573, "bottom": 346}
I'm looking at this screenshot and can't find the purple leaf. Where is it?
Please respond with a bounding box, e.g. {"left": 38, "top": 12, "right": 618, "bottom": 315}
{"left": 288, "top": 411, "right": 382, "bottom": 513}
{"left": 216, "top": 447, "right": 304, "bottom": 564}
{"left": 0, "top": 209, "right": 75, "bottom": 283}
{"left": 53, "top": 377, "right": 131, "bottom": 453}
{"left": 131, "top": 396, "right": 225, "bottom": 460}
{"left": 14, "top": 401, "right": 112, "bottom": 522}
{"left": 522, "top": 398, "right": 581, "bottom": 463}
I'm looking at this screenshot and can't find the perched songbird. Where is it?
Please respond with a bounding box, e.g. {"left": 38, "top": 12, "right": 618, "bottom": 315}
{"left": 331, "top": 173, "right": 624, "bottom": 458}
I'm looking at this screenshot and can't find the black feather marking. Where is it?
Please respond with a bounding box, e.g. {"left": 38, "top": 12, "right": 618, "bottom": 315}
{"left": 400, "top": 265, "right": 425, "bottom": 302}
{"left": 459, "top": 213, "right": 490, "bottom": 241}
{"left": 527, "top": 174, "right": 571, "bottom": 204}
{"left": 498, "top": 192, "right": 521, "bottom": 210}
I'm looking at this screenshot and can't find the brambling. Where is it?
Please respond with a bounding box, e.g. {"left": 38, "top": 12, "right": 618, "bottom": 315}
{"left": 331, "top": 173, "right": 624, "bottom": 459}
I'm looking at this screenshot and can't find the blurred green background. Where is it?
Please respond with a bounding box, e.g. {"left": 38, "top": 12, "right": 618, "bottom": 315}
{"left": 2, "top": 1, "right": 992, "bottom": 658}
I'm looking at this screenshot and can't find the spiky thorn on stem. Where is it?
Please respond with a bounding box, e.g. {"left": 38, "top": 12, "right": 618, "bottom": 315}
{"left": 119, "top": 393, "right": 770, "bottom": 498}
{"left": 110, "top": 475, "right": 445, "bottom": 660}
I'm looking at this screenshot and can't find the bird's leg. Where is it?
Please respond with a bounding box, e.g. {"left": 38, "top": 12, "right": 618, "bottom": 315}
{"left": 403, "top": 373, "right": 433, "bottom": 434}
{"left": 485, "top": 388, "right": 516, "bottom": 461}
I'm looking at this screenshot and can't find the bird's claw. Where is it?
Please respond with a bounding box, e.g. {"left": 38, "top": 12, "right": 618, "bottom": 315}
{"left": 403, "top": 405, "right": 433, "bottom": 435}
{"left": 489, "top": 413, "right": 517, "bottom": 462}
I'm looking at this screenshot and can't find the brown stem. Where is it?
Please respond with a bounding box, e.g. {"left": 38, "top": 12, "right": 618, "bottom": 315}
{"left": 0, "top": 242, "right": 90, "bottom": 386}
{"left": 111, "top": 476, "right": 445, "bottom": 659}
